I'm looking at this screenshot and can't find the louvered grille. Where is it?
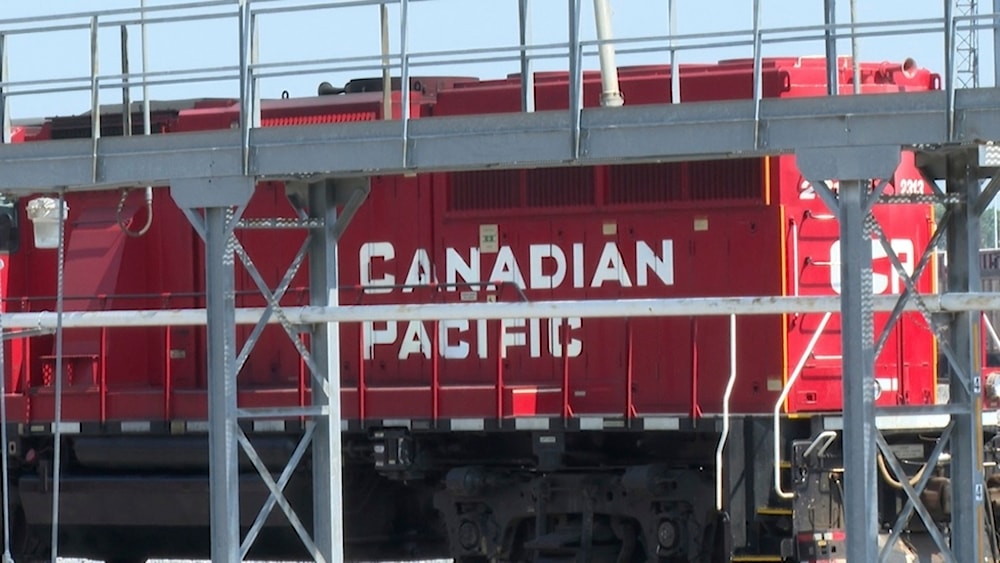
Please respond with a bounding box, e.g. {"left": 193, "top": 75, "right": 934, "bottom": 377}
{"left": 607, "top": 163, "right": 685, "bottom": 204}
{"left": 688, "top": 159, "right": 762, "bottom": 201}
{"left": 525, "top": 167, "right": 595, "bottom": 207}
{"left": 448, "top": 170, "right": 521, "bottom": 211}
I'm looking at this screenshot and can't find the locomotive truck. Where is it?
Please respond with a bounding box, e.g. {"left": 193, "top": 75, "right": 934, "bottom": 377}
{"left": 0, "top": 57, "right": 988, "bottom": 562}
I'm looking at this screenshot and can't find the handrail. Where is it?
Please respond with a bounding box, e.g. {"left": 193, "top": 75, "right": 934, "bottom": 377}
{"left": 0, "top": 1, "right": 986, "bottom": 141}
{"left": 774, "top": 311, "right": 833, "bottom": 500}
{"left": 790, "top": 219, "right": 800, "bottom": 297}
{"left": 802, "top": 429, "right": 838, "bottom": 459}
{"left": 714, "top": 314, "right": 737, "bottom": 512}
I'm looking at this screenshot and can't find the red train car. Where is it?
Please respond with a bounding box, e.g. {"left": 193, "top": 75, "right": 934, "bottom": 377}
{"left": 0, "top": 58, "right": 951, "bottom": 562}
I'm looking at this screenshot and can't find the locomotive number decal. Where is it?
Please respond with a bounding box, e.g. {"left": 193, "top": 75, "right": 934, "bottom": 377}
{"left": 828, "top": 238, "right": 915, "bottom": 294}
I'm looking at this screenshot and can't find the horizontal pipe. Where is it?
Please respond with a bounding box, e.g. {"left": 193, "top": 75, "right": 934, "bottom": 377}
{"left": 2, "top": 293, "right": 998, "bottom": 330}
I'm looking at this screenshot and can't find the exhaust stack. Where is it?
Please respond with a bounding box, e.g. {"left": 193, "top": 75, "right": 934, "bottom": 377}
{"left": 593, "top": 0, "right": 624, "bottom": 107}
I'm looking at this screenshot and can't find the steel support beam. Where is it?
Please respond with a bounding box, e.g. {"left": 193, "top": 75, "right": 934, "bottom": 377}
{"left": 308, "top": 179, "right": 349, "bottom": 563}
{"left": 837, "top": 178, "right": 879, "bottom": 562}
{"left": 171, "top": 177, "right": 253, "bottom": 563}
{"left": 205, "top": 205, "right": 240, "bottom": 563}
{"left": 945, "top": 151, "right": 986, "bottom": 562}
{"left": 797, "top": 146, "right": 900, "bottom": 562}
{"left": 5, "top": 91, "right": 1000, "bottom": 191}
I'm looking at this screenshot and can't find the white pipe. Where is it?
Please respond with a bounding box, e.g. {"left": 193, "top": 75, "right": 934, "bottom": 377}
{"left": 592, "top": 0, "right": 623, "bottom": 107}
{"left": 715, "top": 314, "right": 737, "bottom": 511}
{"left": 4, "top": 293, "right": 999, "bottom": 330}
{"left": 850, "top": 0, "right": 860, "bottom": 93}
{"left": 774, "top": 312, "right": 833, "bottom": 500}
{"left": 668, "top": 0, "right": 680, "bottom": 104}
{"left": 791, "top": 220, "right": 800, "bottom": 296}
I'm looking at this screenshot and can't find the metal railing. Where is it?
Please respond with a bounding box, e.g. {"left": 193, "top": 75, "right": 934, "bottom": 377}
{"left": 1, "top": 1, "right": 999, "bottom": 171}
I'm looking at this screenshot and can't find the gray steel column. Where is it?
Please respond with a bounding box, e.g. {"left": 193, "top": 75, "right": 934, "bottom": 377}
{"left": 206, "top": 205, "right": 240, "bottom": 563}
{"left": 945, "top": 151, "right": 985, "bottom": 562}
{"left": 797, "top": 145, "right": 900, "bottom": 562}
{"left": 309, "top": 180, "right": 344, "bottom": 563}
{"left": 172, "top": 177, "right": 253, "bottom": 563}
{"left": 824, "top": 0, "right": 838, "bottom": 95}
{"left": 995, "top": 0, "right": 1000, "bottom": 86}
{"left": 838, "top": 179, "right": 878, "bottom": 562}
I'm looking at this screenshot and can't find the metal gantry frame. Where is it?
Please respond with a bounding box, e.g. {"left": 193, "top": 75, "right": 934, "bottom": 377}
{"left": 1, "top": 1, "right": 1000, "bottom": 562}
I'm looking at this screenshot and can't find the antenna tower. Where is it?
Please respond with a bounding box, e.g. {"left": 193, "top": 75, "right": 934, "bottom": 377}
{"left": 956, "top": 0, "right": 980, "bottom": 87}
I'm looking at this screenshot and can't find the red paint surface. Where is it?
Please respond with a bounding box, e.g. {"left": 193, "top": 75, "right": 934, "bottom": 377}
{"left": 3, "top": 59, "right": 940, "bottom": 423}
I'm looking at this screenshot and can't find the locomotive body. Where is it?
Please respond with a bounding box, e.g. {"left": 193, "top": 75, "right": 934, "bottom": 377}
{"left": 0, "top": 58, "right": 959, "bottom": 561}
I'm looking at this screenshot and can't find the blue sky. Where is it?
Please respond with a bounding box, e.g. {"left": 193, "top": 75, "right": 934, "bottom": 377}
{"left": 0, "top": 1, "right": 975, "bottom": 119}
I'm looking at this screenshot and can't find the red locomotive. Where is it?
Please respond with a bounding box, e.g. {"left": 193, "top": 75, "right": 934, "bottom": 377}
{"left": 0, "top": 58, "right": 956, "bottom": 562}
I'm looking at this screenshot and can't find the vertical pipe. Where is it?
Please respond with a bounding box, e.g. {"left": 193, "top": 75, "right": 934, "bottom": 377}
{"left": 206, "top": 206, "right": 240, "bottom": 563}
{"left": 715, "top": 314, "right": 738, "bottom": 511}
{"left": 50, "top": 190, "right": 68, "bottom": 562}
{"left": 0, "top": 239, "right": 12, "bottom": 563}
{"left": 0, "top": 33, "right": 8, "bottom": 144}
{"left": 568, "top": 0, "right": 583, "bottom": 158}
{"left": 164, "top": 327, "right": 172, "bottom": 421}
{"left": 994, "top": 0, "right": 1000, "bottom": 87}
{"left": 668, "top": 0, "right": 680, "bottom": 104}
{"left": 497, "top": 321, "right": 504, "bottom": 419}
{"left": 380, "top": 3, "right": 391, "bottom": 120}
{"left": 120, "top": 25, "right": 132, "bottom": 136}
{"left": 946, "top": 0, "right": 957, "bottom": 140}
{"left": 945, "top": 152, "right": 986, "bottom": 563}
{"left": 250, "top": 13, "right": 261, "bottom": 129}
{"left": 625, "top": 319, "right": 633, "bottom": 420}
{"left": 238, "top": 0, "right": 252, "bottom": 175}
{"left": 308, "top": 181, "right": 345, "bottom": 563}
{"left": 824, "top": 0, "right": 839, "bottom": 95}
{"left": 562, "top": 319, "right": 571, "bottom": 419}
{"left": 141, "top": 0, "right": 151, "bottom": 138}
{"left": 592, "top": 0, "right": 623, "bottom": 107}
{"left": 432, "top": 320, "right": 439, "bottom": 420}
{"left": 22, "top": 334, "right": 29, "bottom": 395}
{"left": 849, "top": 0, "right": 861, "bottom": 93}
{"left": 839, "top": 179, "right": 878, "bottom": 562}
{"left": 400, "top": 0, "right": 411, "bottom": 167}
{"left": 518, "top": 0, "right": 535, "bottom": 112}
{"left": 100, "top": 328, "right": 107, "bottom": 423}
{"left": 751, "top": 0, "right": 763, "bottom": 147}
{"left": 298, "top": 334, "right": 307, "bottom": 410}
{"left": 791, "top": 220, "right": 800, "bottom": 296}
{"left": 140, "top": 0, "right": 154, "bottom": 229}
{"left": 690, "top": 318, "right": 701, "bottom": 418}
{"left": 90, "top": 16, "right": 101, "bottom": 184}
{"left": 358, "top": 325, "right": 366, "bottom": 421}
